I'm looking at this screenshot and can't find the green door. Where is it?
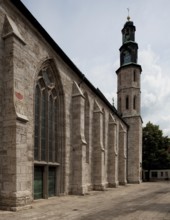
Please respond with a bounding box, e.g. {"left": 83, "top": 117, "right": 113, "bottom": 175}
{"left": 48, "top": 167, "right": 56, "bottom": 197}
{"left": 34, "top": 166, "right": 43, "bottom": 199}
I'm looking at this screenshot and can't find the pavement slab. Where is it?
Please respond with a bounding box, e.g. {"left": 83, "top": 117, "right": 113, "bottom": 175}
{"left": 0, "top": 182, "right": 170, "bottom": 220}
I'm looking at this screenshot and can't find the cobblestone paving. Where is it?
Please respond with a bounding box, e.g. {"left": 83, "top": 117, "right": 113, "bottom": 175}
{"left": 0, "top": 182, "right": 170, "bottom": 220}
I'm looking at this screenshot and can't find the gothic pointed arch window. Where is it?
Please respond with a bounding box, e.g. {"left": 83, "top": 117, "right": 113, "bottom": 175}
{"left": 34, "top": 67, "right": 58, "bottom": 163}
{"left": 48, "top": 95, "right": 53, "bottom": 162}
{"left": 102, "top": 109, "right": 106, "bottom": 164}
{"left": 34, "top": 64, "right": 63, "bottom": 200}
{"left": 34, "top": 85, "right": 40, "bottom": 160}
{"left": 84, "top": 93, "right": 90, "bottom": 163}
{"left": 40, "top": 89, "right": 47, "bottom": 161}
{"left": 103, "top": 109, "right": 106, "bottom": 149}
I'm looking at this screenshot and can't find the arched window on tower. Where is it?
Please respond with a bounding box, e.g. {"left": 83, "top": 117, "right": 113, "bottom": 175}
{"left": 119, "top": 97, "right": 121, "bottom": 113}
{"left": 126, "top": 96, "right": 129, "bottom": 110}
{"left": 133, "top": 95, "right": 136, "bottom": 110}
{"left": 133, "top": 70, "right": 136, "bottom": 82}
{"left": 119, "top": 73, "right": 121, "bottom": 85}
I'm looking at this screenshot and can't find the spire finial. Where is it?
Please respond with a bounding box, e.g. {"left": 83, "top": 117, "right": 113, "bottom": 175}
{"left": 127, "top": 8, "right": 130, "bottom": 21}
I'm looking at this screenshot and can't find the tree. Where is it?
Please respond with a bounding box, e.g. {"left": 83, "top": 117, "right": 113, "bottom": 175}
{"left": 143, "top": 122, "right": 170, "bottom": 180}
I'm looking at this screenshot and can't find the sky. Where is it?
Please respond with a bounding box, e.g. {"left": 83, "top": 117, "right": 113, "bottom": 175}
{"left": 21, "top": 0, "right": 170, "bottom": 136}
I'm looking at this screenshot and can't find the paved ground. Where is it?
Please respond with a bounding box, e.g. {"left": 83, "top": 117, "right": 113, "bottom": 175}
{"left": 0, "top": 182, "right": 170, "bottom": 220}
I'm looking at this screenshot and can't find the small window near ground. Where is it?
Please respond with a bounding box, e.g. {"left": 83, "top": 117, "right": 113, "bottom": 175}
{"left": 165, "top": 172, "right": 168, "bottom": 177}
{"left": 151, "top": 171, "right": 157, "bottom": 178}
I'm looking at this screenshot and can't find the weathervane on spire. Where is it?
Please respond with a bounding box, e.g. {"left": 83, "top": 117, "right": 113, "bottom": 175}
{"left": 127, "top": 8, "right": 130, "bottom": 21}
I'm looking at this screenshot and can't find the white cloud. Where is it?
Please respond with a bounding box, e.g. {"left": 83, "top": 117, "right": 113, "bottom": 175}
{"left": 140, "top": 45, "right": 170, "bottom": 136}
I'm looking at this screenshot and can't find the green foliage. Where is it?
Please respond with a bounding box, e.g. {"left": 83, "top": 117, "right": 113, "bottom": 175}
{"left": 143, "top": 122, "right": 170, "bottom": 171}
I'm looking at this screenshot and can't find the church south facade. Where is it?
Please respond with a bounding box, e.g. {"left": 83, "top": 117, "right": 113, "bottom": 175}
{"left": 0, "top": 0, "right": 142, "bottom": 210}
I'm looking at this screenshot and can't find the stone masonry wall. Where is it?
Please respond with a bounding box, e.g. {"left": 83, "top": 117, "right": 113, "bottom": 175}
{"left": 0, "top": 6, "right": 5, "bottom": 197}
{"left": 0, "top": 0, "right": 128, "bottom": 210}
{"left": 125, "top": 116, "right": 142, "bottom": 183}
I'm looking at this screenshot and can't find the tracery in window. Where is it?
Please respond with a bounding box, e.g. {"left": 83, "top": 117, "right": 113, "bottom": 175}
{"left": 34, "top": 67, "right": 58, "bottom": 162}
{"left": 34, "top": 62, "right": 64, "bottom": 199}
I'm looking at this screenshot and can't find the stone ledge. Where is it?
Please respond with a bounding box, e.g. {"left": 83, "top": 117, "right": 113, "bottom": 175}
{"left": 0, "top": 204, "right": 32, "bottom": 212}
{"left": 16, "top": 113, "right": 29, "bottom": 123}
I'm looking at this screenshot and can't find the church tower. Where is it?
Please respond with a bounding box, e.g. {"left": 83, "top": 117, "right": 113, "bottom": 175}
{"left": 116, "top": 15, "right": 142, "bottom": 183}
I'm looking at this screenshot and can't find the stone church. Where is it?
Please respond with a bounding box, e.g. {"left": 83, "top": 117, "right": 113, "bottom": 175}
{"left": 0, "top": 0, "right": 142, "bottom": 211}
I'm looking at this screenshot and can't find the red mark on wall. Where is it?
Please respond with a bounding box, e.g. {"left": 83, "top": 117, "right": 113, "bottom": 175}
{"left": 15, "top": 92, "right": 24, "bottom": 100}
